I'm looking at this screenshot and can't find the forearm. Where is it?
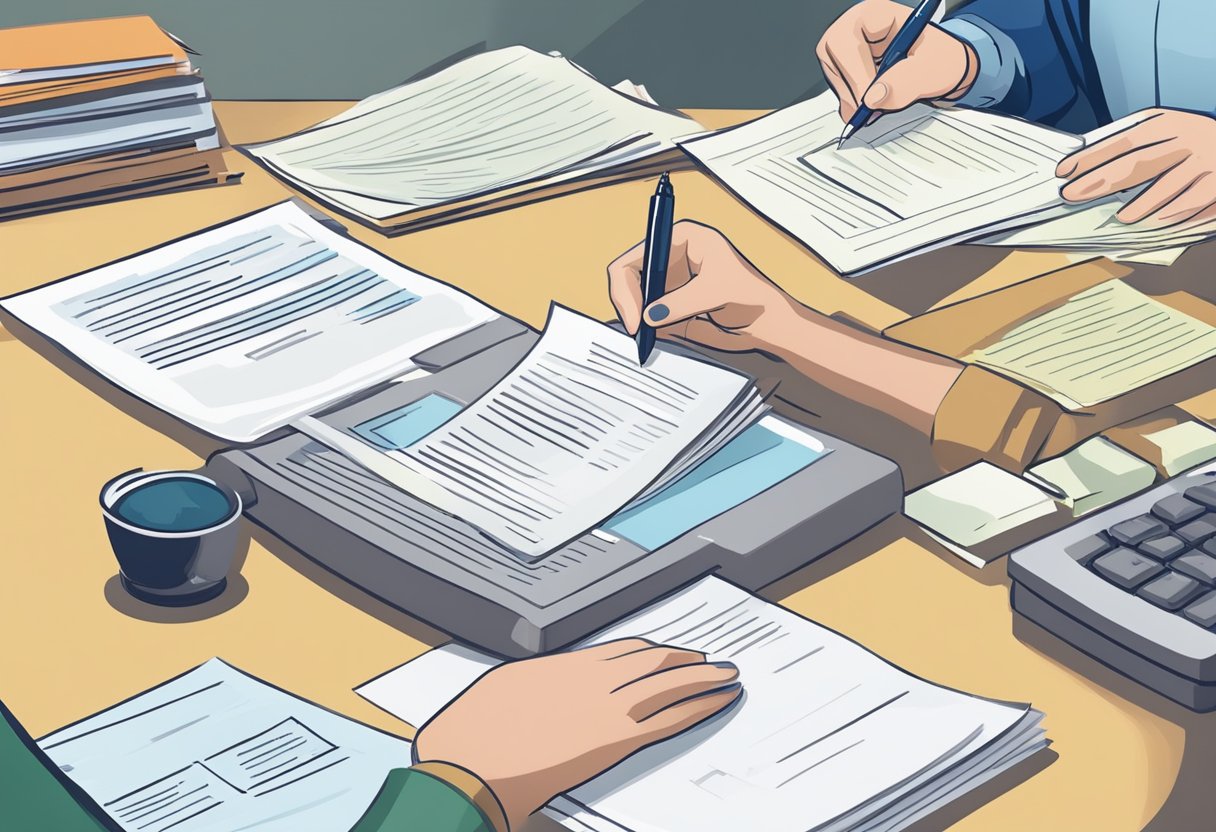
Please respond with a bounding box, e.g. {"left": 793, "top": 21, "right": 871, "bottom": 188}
{"left": 756, "top": 303, "right": 963, "bottom": 437}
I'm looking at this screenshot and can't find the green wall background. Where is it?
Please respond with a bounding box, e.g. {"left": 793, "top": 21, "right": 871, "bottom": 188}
{"left": 0, "top": 0, "right": 897, "bottom": 107}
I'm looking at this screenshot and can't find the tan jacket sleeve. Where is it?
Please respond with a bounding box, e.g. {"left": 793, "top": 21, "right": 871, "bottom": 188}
{"left": 930, "top": 365, "right": 1063, "bottom": 473}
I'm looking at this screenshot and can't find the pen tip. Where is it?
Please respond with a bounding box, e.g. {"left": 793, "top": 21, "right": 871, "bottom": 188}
{"left": 658, "top": 171, "right": 670, "bottom": 185}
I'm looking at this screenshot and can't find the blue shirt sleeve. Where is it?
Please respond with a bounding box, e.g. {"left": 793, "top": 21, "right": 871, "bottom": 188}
{"left": 939, "top": 0, "right": 1101, "bottom": 129}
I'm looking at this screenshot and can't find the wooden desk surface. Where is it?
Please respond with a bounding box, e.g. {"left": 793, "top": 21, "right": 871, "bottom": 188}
{"left": 2, "top": 101, "right": 1214, "bottom": 832}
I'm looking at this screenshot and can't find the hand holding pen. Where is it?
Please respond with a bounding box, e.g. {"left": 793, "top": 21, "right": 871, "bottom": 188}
{"left": 816, "top": 0, "right": 979, "bottom": 143}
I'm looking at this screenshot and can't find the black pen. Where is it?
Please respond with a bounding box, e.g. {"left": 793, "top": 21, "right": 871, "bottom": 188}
{"left": 636, "top": 172, "right": 675, "bottom": 365}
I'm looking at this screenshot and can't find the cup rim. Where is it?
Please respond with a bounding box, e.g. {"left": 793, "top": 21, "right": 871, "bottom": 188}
{"left": 100, "top": 469, "right": 243, "bottom": 539}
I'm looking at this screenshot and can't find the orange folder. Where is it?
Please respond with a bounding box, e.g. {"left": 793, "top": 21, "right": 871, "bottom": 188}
{"left": 0, "top": 16, "right": 186, "bottom": 76}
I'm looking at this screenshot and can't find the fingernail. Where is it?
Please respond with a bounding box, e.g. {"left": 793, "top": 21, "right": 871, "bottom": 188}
{"left": 710, "top": 661, "right": 738, "bottom": 671}
{"left": 1061, "top": 179, "right": 1102, "bottom": 201}
{"left": 865, "top": 82, "right": 888, "bottom": 106}
{"left": 647, "top": 303, "right": 669, "bottom": 323}
{"left": 1057, "top": 159, "right": 1077, "bottom": 177}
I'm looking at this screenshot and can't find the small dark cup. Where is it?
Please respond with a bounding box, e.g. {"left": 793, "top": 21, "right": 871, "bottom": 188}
{"left": 100, "top": 469, "right": 243, "bottom": 606}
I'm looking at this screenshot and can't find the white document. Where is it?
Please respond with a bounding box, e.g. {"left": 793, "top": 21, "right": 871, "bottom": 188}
{"left": 965, "top": 280, "right": 1216, "bottom": 408}
{"left": 300, "top": 305, "right": 766, "bottom": 558}
{"left": 39, "top": 659, "right": 412, "bottom": 832}
{"left": 0, "top": 201, "right": 496, "bottom": 441}
{"left": 359, "top": 577, "right": 1047, "bottom": 832}
{"left": 904, "top": 462, "right": 1060, "bottom": 566}
{"left": 678, "top": 93, "right": 1081, "bottom": 275}
{"left": 1025, "top": 436, "right": 1157, "bottom": 516}
{"left": 1144, "top": 421, "right": 1216, "bottom": 476}
{"left": 244, "top": 46, "right": 699, "bottom": 221}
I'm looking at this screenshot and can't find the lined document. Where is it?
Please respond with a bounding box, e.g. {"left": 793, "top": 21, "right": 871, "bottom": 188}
{"left": 0, "top": 202, "right": 496, "bottom": 440}
{"left": 678, "top": 92, "right": 1081, "bottom": 275}
{"left": 303, "top": 306, "right": 766, "bottom": 559}
{"left": 244, "top": 47, "right": 699, "bottom": 223}
{"left": 966, "top": 280, "right": 1216, "bottom": 408}
{"left": 39, "top": 659, "right": 413, "bottom": 832}
{"left": 360, "top": 578, "right": 1048, "bottom": 832}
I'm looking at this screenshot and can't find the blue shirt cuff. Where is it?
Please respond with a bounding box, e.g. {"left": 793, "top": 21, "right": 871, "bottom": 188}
{"left": 940, "top": 15, "right": 1020, "bottom": 109}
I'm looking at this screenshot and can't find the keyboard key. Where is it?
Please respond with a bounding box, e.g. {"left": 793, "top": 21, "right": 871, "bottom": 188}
{"left": 1204, "top": 538, "right": 1216, "bottom": 558}
{"left": 1066, "top": 534, "right": 1111, "bottom": 566}
{"left": 1172, "top": 552, "right": 1216, "bottom": 586}
{"left": 1138, "top": 573, "right": 1204, "bottom": 611}
{"left": 1139, "top": 535, "right": 1188, "bottom": 561}
{"left": 1177, "top": 515, "right": 1216, "bottom": 545}
{"left": 1093, "top": 548, "right": 1164, "bottom": 590}
{"left": 1183, "top": 591, "right": 1216, "bottom": 629}
{"left": 1108, "top": 515, "right": 1169, "bottom": 546}
{"left": 1185, "top": 482, "right": 1216, "bottom": 510}
{"left": 1152, "top": 493, "right": 1205, "bottom": 525}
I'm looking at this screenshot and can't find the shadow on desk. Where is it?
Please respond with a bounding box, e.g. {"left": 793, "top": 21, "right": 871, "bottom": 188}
{"left": 1013, "top": 615, "right": 1216, "bottom": 832}
{"left": 847, "top": 244, "right": 1016, "bottom": 318}
{"left": 247, "top": 525, "right": 449, "bottom": 648}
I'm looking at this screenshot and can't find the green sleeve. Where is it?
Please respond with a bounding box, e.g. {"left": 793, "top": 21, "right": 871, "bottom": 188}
{"left": 0, "top": 701, "right": 110, "bottom": 832}
{"left": 350, "top": 768, "right": 495, "bottom": 832}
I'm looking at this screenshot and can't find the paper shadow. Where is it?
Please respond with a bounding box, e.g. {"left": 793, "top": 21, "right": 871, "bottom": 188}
{"left": 847, "top": 244, "right": 1013, "bottom": 318}
{"left": 1012, "top": 614, "right": 1216, "bottom": 832}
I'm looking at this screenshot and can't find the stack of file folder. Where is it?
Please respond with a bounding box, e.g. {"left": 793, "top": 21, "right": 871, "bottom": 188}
{"left": 0, "top": 15, "right": 238, "bottom": 220}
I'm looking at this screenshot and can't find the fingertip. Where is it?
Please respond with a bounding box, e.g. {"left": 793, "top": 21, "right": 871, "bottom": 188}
{"left": 1056, "top": 157, "right": 1078, "bottom": 178}
{"left": 862, "top": 81, "right": 888, "bottom": 109}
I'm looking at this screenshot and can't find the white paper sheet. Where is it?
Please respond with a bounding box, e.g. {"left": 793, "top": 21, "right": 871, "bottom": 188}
{"left": 678, "top": 93, "right": 1081, "bottom": 275}
{"left": 301, "top": 305, "right": 765, "bottom": 559}
{"left": 964, "top": 280, "right": 1216, "bottom": 408}
{"left": 358, "top": 577, "right": 1046, "bottom": 832}
{"left": 905, "top": 462, "right": 1059, "bottom": 549}
{"left": 0, "top": 201, "right": 496, "bottom": 441}
{"left": 39, "top": 659, "right": 412, "bottom": 832}
{"left": 244, "top": 47, "right": 699, "bottom": 221}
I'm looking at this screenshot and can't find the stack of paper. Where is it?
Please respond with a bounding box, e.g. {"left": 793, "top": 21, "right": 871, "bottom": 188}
{"left": 242, "top": 46, "right": 701, "bottom": 233}
{"left": 964, "top": 280, "right": 1216, "bottom": 409}
{"left": 905, "top": 462, "right": 1064, "bottom": 567}
{"left": 359, "top": 577, "right": 1049, "bottom": 832}
{"left": 300, "top": 305, "right": 769, "bottom": 560}
{"left": 1025, "top": 437, "right": 1157, "bottom": 516}
{"left": 0, "top": 202, "right": 497, "bottom": 441}
{"left": 0, "top": 16, "right": 238, "bottom": 220}
{"left": 678, "top": 92, "right": 1081, "bottom": 275}
{"left": 39, "top": 659, "right": 414, "bottom": 832}
{"left": 976, "top": 199, "right": 1216, "bottom": 266}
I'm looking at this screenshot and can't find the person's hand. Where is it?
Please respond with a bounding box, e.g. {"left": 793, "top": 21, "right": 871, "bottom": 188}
{"left": 1057, "top": 109, "right": 1216, "bottom": 225}
{"left": 414, "top": 639, "right": 741, "bottom": 828}
{"left": 607, "top": 220, "right": 804, "bottom": 354}
{"left": 816, "top": 0, "right": 979, "bottom": 123}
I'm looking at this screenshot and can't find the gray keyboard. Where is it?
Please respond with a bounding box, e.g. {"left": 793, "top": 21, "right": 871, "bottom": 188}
{"left": 1008, "top": 462, "right": 1216, "bottom": 711}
